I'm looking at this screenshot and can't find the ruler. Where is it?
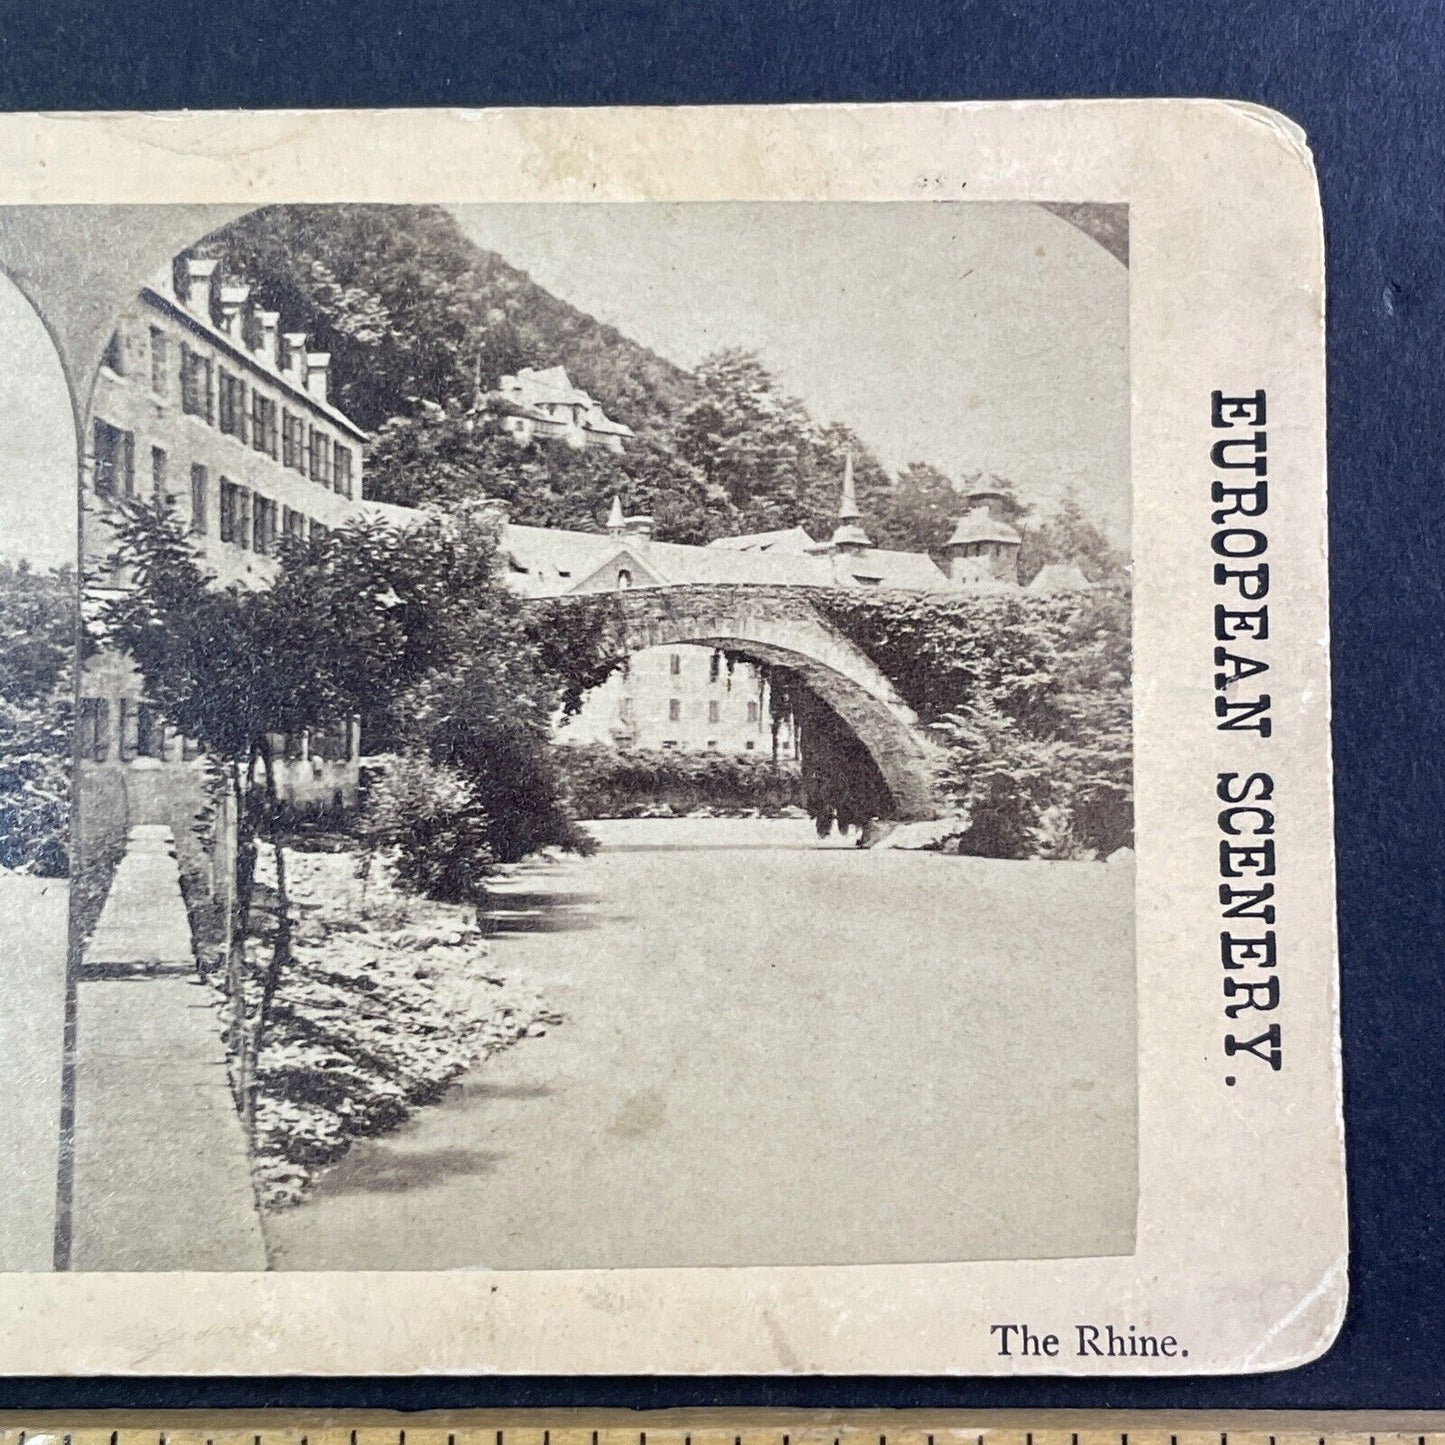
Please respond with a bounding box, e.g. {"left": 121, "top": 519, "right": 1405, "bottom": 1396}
{"left": 2, "top": 1415, "right": 1445, "bottom": 1445}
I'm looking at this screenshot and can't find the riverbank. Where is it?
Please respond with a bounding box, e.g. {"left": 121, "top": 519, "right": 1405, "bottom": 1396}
{"left": 246, "top": 844, "right": 561, "bottom": 1210}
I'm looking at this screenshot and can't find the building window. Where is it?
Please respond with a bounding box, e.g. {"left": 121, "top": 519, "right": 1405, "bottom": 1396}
{"left": 149, "top": 327, "right": 168, "bottom": 395}
{"left": 190, "top": 464, "right": 208, "bottom": 535}
{"left": 283, "top": 731, "right": 305, "bottom": 763}
{"left": 218, "top": 369, "right": 248, "bottom": 441}
{"left": 744, "top": 739, "right": 756, "bottom": 751}
{"left": 181, "top": 345, "right": 214, "bottom": 422}
{"left": 334, "top": 443, "right": 354, "bottom": 498}
{"left": 136, "top": 703, "right": 166, "bottom": 761}
{"left": 102, "top": 329, "right": 124, "bottom": 374}
{"left": 282, "top": 409, "right": 304, "bottom": 470}
{"left": 660, "top": 739, "right": 679, "bottom": 750}
{"left": 78, "top": 697, "right": 109, "bottom": 762}
{"left": 309, "top": 428, "right": 332, "bottom": 487}
{"left": 619, "top": 696, "right": 634, "bottom": 722}
{"left": 181, "top": 735, "right": 203, "bottom": 761}
{"left": 708, "top": 700, "right": 721, "bottom": 724}
{"left": 252, "top": 392, "right": 279, "bottom": 458}
{"left": 310, "top": 718, "right": 352, "bottom": 762}
{"left": 310, "top": 518, "right": 329, "bottom": 545}
{"left": 746, "top": 700, "right": 760, "bottom": 723}
{"left": 282, "top": 507, "right": 307, "bottom": 546}
{"left": 219, "top": 479, "right": 251, "bottom": 548}
{"left": 669, "top": 653, "right": 681, "bottom": 677}
{"left": 616, "top": 568, "right": 632, "bottom": 590}
{"left": 252, "top": 495, "right": 278, "bottom": 555}
{"left": 150, "top": 446, "right": 167, "bottom": 498}
{"left": 91, "top": 418, "right": 134, "bottom": 497}
{"left": 117, "top": 697, "right": 137, "bottom": 763}
{"left": 668, "top": 698, "right": 682, "bottom": 722}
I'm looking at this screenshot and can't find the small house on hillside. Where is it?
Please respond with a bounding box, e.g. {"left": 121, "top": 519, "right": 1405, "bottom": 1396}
{"left": 485, "top": 365, "right": 634, "bottom": 453}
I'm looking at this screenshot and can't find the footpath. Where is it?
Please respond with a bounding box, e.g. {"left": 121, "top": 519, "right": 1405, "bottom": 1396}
{"left": 0, "top": 876, "right": 67, "bottom": 1270}
{"left": 71, "top": 823, "right": 266, "bottom": 1271}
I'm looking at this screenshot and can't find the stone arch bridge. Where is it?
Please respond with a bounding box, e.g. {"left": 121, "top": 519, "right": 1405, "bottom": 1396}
{"left": 533, "top": 584, "right": 949, "bottom": 822}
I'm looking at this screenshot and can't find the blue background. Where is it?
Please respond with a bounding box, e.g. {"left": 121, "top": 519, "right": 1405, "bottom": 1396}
{"left": 0, "top": 0, "right": 1441, "bottom": 1410}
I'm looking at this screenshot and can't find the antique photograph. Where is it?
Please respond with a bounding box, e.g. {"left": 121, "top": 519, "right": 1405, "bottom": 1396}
{"left": 0, "top": 101, "right": 1343, "bottom": 1377}
{"left": 5, "top": 199, "right": 1133, "bottom": 1271}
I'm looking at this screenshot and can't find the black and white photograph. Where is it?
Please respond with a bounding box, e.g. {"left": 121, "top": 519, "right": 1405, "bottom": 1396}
{"left": 1, "top": 198, "right": 1134, "bottom": 1272}
{"left": 0, "top": 100, "right": 1346, "bottom": 1378}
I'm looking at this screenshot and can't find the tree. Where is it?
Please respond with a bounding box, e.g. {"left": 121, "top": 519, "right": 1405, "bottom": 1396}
{"left": 873, "top": 462, "right": 962, "bottom": 555}
{"left": 1017, "top": 486, "right": 1128, "bottom": 585}
{"left": 96, "top": 495, "right": 591, "bottom": 1128}
{"left": 0, "top": 561, "right": 73, "bottom": 876}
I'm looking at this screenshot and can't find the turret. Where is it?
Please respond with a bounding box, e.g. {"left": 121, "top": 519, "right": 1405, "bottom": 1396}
{"left": 942, "top": 488, "right": 1021, "bottom": 586}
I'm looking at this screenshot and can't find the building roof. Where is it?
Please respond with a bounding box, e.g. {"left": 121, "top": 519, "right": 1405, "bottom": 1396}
{"left": 944, "top": 507, "right": 1022, "bottom": 548}
{"left": 503, "top": 520, "right": 952, "bottom": 596}
{"left": 834, "top": 547, "right": 953, "bottom": 590}
{"left": 346, "top": 500, "right": 954, "bottom": 597}
{"left": 506, "top": 365, "right": 594, "bottom": 408}
{"left": 706, "top": 526, "right": 816, "bottom": 556}
{"left": 584, "top": 414, "right": 636, "bottom": 437}
{"left": 1026, "top": 563, "right": 1093, "bottom": 594}
{"left": 140, "top": 277, "right": 368, "bottom": 443}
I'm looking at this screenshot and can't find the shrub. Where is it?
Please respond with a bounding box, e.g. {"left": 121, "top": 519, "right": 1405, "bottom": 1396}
{"left": 556, "top": 742, "right": 804, "bottom": 819}
{"left": 359, "top": 755, "right": 497, "bottom": 901}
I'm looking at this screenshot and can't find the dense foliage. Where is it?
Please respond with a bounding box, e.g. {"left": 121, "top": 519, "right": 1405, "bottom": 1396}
{"left": 556, "top": 742, "right": 804, "bottom": 820}
{"left": 812, "top": 584, "right": 1132, "bottom": 855}
{"left": 0, "top": 562, "right": 73, "bottom": 875}
{"left": 199, "top": 204, "right": 701, "bottom": 434}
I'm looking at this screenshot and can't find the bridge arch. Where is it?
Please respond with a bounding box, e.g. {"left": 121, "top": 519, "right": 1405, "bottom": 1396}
{"left": 551, "top": 584, "right": 949, "bottom": 823}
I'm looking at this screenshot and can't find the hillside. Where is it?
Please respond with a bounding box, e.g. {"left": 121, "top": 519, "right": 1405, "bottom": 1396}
{"left": 198, "top": 204, "right": 701, "bottom": 436}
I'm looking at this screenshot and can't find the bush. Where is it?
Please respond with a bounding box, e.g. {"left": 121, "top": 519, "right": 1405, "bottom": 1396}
{"left": 556, "top": 742, "right": 804, "bottom": 819}
{"left": 359, "top": 755, "right": 497, "bottom": 901}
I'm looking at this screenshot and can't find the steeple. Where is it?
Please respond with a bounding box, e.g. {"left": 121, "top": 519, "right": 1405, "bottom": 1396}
{"left": 606, "top": 493, "right": 626, "bottom": 535}
{"left": 838, "top": 450, "right": 862, "bottom": 521}
{"left": 830, "top": 450, "right": 872, "bottom": 554}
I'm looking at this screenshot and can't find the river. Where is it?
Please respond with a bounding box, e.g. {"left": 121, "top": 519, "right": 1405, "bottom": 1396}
{"left": 265, "top": 817, "right": 1136, "bottom": 1270}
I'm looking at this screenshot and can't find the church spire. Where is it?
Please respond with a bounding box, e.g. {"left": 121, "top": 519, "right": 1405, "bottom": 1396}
{"left": 830, "top": 449, "right": 872, "bottom": 554}
{"left": 838, "top": 449, "right": 862, "bottom": 521}
{"left": 606, "top": 493, "right": 626, "bottom": 534}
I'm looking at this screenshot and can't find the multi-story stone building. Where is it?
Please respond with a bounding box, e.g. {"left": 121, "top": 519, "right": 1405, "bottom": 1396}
{"left": 80, "top": 255, "right": 370, "bottom": 820}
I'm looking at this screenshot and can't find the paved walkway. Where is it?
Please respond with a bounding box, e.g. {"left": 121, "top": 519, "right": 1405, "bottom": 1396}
{"left": 0, "top": 876, "right": 68, "bottom": 1271}
{"left": 268, "top": 818, "right": 1137, "bottom": 1270}
{"left": 70, "top": 824, "right": 265, "bottom": 1271}
{"left": 84, "top": 823, "right": 194, "bottom": 973}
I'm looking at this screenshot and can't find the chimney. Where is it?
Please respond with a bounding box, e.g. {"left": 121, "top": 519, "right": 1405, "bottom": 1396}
{"left": 623, "top": 515, "right": 655, "bottom": 544}
{"left": 255, "top": 310, "right": 280, "bottom": 367}
{"left": 183, "top": 258, "right": 219, "bottom": 318}
{"left": 217, "top": 283, "right": 250, "bottom": 338}
{"left": 281, "top": 332, "right": 308, "bottom": 383}
{"left": 305, "top": 353, "right": 331, "bottom": 404}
